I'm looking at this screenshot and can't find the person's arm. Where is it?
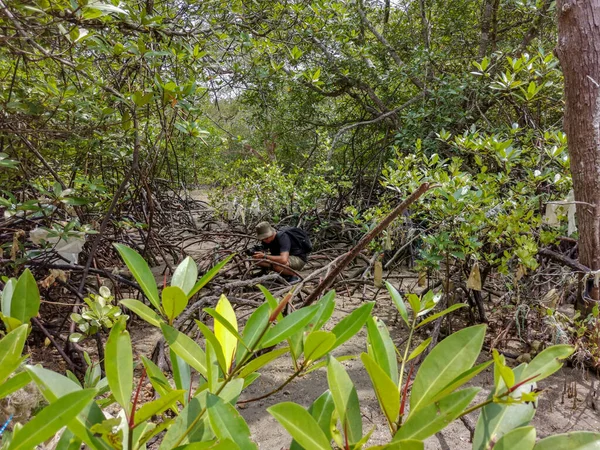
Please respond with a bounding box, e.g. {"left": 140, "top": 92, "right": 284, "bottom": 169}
{"left": 265, "top": 251, "right": 289, "bottom": 265}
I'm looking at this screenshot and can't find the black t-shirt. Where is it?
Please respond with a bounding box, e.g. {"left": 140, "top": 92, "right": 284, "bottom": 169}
{"left": 262, "top": 230, "right": 307, "bottom": 262}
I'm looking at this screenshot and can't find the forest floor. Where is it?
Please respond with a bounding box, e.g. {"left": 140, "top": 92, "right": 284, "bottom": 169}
{"left": 17, "top": 189, "right": 600, "bottom": 449}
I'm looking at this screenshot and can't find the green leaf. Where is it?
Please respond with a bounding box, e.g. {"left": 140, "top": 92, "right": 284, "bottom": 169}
{"left": 268, "top": 402, "right": 331, "bottom": 450}
{"left": 141, "top": 356, "right": 173, "bottom": 397}
{"left": 1, "top": 278, "right": 16, "bottom": 316}
{"left": 174, "top": 440, "right": 240, "bottom": 450}
{"left": 330, "top": 302, "right": 374, "bottom": 349}
{"left": 25, "top": 366, "right": 109, "bottom": 450}
{"left": 523, "top": 344, "right": 574, "bottom": 382}
{"left": 410, "top": 325, "right": 486, "bottom": 413}
{"left": 361, "top": 353, "right": 399, "bottom": 427}
{"left": 258, "top": 284, "right": 279, "bottom": 313}
{"left": 114, "top": 244, "right": 160, "bottom": 310}
{"left": 11, "top": 269, "right": 40, "bottom": 323}
{"left": 7, "top": 388, "right": 97, "bottom": 450}
{"left": 428, "top": 360, "right": 493, "bottom": 405}
{"left": 132, "top": 91, "right": 153, "bottom": 106}
{"left": 171, "top": 348, "right": 191, "bottom": 396}
{"left": 415, "top": 304, "right": 467, "bottom": 329}
{"left": 236, "top": 302, "right": 270, "bottom": 364}
{"left": 206, "top": 393, "right": 258, "bottom": 450}
{"left": 133, "top": 390, "right": 185, "bottom": 426}
{"left": 204, "top": 307, "right": 250, "bottom": 352}
{"left": 406, "top": 293, "right": 421, "bottom": 316}
{"left": 260, "top": 305, "right": 319, "bottom": 349}
{"left": 533, "top": 432, "right": 600, "bottom": 450}
{"left": 307, "top": 391, "right": 335, "bottom": 440}
{"left": 385, "top": 282, "right": 409, "bottom": 326}
{"left": 304, "top": 331, "right": 336, "bottom": 362}
{"left": 473, "top": 366, "right": 536, "bottom": 450}
{"left": 369, "top": 440, "right": 424, "bottom": 450}
{"left": 172, "top": 257, "right": 198, "bottom": 296}
{"left": 366, "top": 316, "right": 398, "bottom": 384}
{"left": 494, "top": 427, "right": 536, "bottom": 450}
{"left": 161, "top": 323, "right": 207, "bottom": 377}
{"left": 0, "top": 324, "right": 28, "bottom": 384}
{"left": 311, "top": 290, "right": 336, "bottom": 331}
{"left": 54, "top": 429, "right": 82, "bottom": 450}
{"left": 120, "top": 299, "right": 163, "bottom": 327}
{"left": 214, "top": 295, "right": 238, "bottom": 372}
{"left": 188, "top": 254, "right": 234, "bottom": 299}
{"left": 237, "top": 347, "right": 290, "bottom": 378}
{"left": 407, "top": 338, "right": 432, "bottom": 362}
{"left": 159, "top": 396, "right": 213, "bottom": 449}
{"left": 195, "top": 319, "right": 227, "bottom": 374}
{"left": 162, "top": 286, "right": 188, "bottom": 323}
{"left": 394, "top": 388, "right": 479, "bottom": 441}
{"left": 105, "top": 316, "right": 132, "bottom": 411}
{"left": 0, "top": 371, "right": 31, "bottom": 399}
{"left": 327, "top": 356, "right": 362, "bottom": 445}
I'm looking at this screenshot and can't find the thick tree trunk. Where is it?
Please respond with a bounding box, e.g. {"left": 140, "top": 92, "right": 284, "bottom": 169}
{"left": 556, "top": 0, "right": 600, "bottom": 309}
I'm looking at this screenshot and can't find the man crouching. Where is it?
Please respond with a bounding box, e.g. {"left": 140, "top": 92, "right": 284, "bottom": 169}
{"left": 252, "top": 221, "right": 312, "bottom": 283}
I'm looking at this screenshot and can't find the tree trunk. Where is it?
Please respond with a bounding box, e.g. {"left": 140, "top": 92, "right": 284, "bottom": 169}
{"left": 556, "top": 0, "right": 600, "bottom": 311}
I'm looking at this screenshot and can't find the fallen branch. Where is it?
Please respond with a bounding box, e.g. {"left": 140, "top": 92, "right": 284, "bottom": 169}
{"left": 301, "top": 183, "right": 435, "bottom": 307}
{"left": 538, "top": 248, "right": 590, "bottom": 273}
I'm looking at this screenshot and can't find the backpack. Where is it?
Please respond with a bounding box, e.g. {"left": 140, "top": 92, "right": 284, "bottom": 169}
{"left": 282, "top": 226, "right": 313, "bottom": 254}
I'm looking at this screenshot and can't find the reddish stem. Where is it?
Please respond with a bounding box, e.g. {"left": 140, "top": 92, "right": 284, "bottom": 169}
{"left": 399, "top": 362, "right": 415, "bottom": 418}
{"left": 268, "top": 291, "right": 293, "bottom": 322}
{"left": 129, "top": 367, "right": 147, "bottom": 429}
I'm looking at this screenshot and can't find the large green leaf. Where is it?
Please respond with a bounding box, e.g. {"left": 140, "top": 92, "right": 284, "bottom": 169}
{"left": 7, "top": 388, "right": 97, "bottom": 450}
{"left": 522, "top": 344, "right": 574, "bottom": 382}
{"left": 114, "top": 243, "right": 160, "bottom": 310}
{"left": 304, "top": 331, "right": 336, "bottom": 362}
{"left": 361, "top": 353, "right": 399, "bottom": 428}
{"left": 268, "top": 402, "right": 331, "bottom": 450}
{"left": 236, "top": 302, "right": 270, "bottom": 364}
{"left": 260, "top": 304, "right": 319, "bottom": 348}
{"left": 533, "top": 432, "right": 600, "bottom": 450}
{"left": 120, "top": 299, "right": 164, "bottom": 327}
{"left": 206, "top": 393, "right": 258, "bottom": 450}
{"left": 187, "top": 254, "right": 234, "bottom": 299}
{"left": 330, "top": 302, "right": 374, "bottom": 350}
{"left": 0, "top": 324, "right": 28, "bottom": 384}
{"left": 172, "top": 256, "right": 198, "bottom": 296}
{"left": 307, "top": 391, "right": 335, "bottom": 440}
{"left": 410, "top": 325, "right": 486, "bottom": 413}
{"left": 11, "top": 269, "right": 40, "bottom": 323}
{"left": 327, "top": 356, "right": 362, "bottom": 446}
{"left": 494, "top": 426, "right": 536, "bottom": 450}
{"left": 105, "top": 316, "right": 133, "bottom": 411}
{"left": 162, "top": 323, "right": 207, "bottom": 377}
{"left": 385, "top": 281, "right": 409, "bottom": 326}
{"left": 25, "top": 366, "right": 109, "bottom": 450}
{"left": 162, "top": 286, "right": 189, "bottom": 323}
{"left": 394, "top": 388, "right": 479, "bottom": 441}
{"left": 366, "top": 317, "right": 398, "bottom": 385}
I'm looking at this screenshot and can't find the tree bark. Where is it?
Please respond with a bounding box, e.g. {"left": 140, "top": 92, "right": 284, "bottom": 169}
{"left": 555, "top": 0, "right": 600, "bottom": 309}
